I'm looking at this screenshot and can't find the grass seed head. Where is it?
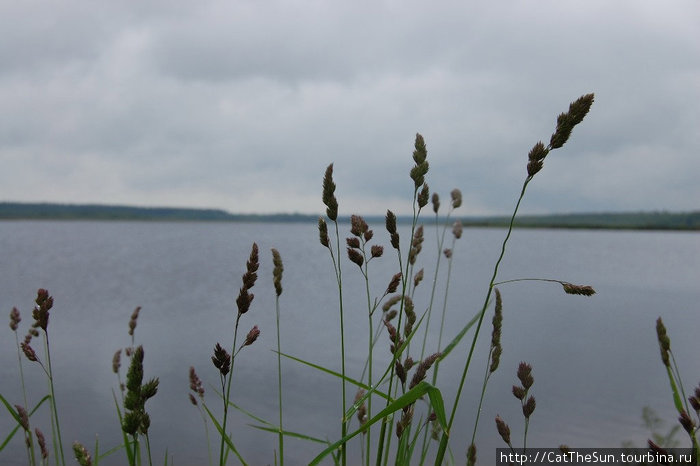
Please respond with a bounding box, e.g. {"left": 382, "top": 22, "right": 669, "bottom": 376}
{"left": 112, "top": 349, "right": 122, "bottom": 374}
{"left": 9, "top": 307, "right": 21, "bottom": 331}
{"left": 128, "top": 306, "right": 141, "bottom": 336}
{"left": 322, "top": 164, "right": 338, "bottom": 221}
{"left": 318, "top": 217, "right": 330, "bottom": 247}
{"left": 244, "top": 325, "right": 260, "bottom": 346}
{"left": 467, "top": 443, "right": 476, "bottom": 466}
{"left": 432, "top": 192, "right": 440, "bottom": 213}
{"left": 386, "top": 272, "right": 402, "bottom": 294}
{"left": 656, "top": 317, "right": 671, "bottom": 367}
{"left": 35, "top": 428, "right": 48, "bottom": 459}
{"left": 523, "top": 395, "right": 536, "bottom": 418}
{"left": 73, "top": 442, "right": 93, "bottom": 466}
{"left": 451, "top": 188, "right": 463, "bottom": 209}
{"left": 495, "top": 415, "right": 511, "bottom": 445}
{"left": 32, "top": 288, "right": 53, "bottom": 331}
{"left": 15, "top": 405, "right": 29, "bottom": 431}
{"left": 271, "top": 248, "right": 284, "bottom": 296}
{"left": 212, "top": 343, "right": 231, "bottom": 376}
{"left": 562, "top": 282, "right": 596, "bottom": 296}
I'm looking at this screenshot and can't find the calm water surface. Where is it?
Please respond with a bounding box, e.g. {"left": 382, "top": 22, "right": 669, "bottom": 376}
{"left": 1, "top": 221, "right": 698, "bottom": 465}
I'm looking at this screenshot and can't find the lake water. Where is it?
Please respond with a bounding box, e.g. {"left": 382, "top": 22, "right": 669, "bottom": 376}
{"left": 1, "top": 221, "right": 698, "bottom": 465}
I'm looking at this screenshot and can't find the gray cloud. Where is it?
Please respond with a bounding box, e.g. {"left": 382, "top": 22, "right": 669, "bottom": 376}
{"left": 1, "top": 0, "right": 698, "bottom": 215}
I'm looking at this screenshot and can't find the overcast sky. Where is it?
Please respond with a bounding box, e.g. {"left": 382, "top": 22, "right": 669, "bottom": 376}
{"left": 1, "top": 1, "right": 698, "bottom": 215}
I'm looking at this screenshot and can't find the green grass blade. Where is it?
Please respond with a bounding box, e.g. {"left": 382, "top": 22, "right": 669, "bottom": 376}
{"left": 309, "top": 381, "right": 446, "bottom": 465}
{"left": 248, "top": 424, "right": 333, "bottom": 445}
{"left": 112, "top": 389, "right": 135, "bottom": 466}
{"left": 201, "top": 403, "right": 247, "bottom": 466}
{"left": 0, "top": 393, "right": 52, "bottom": 452}
{"left": 436, "top": 310, "right": 480, "bottom": 362}
{"left": 277, "top": 351, "right": 389, "bottom": 400}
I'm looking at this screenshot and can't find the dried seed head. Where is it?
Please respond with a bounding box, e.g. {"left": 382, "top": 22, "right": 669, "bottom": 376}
{"left": 523, "top": 395, "right": 536, "bottom": 418}
{"left": 656, "top": 317, "right": 671, "bottom": 367}
{"left": 562, "top": 283, "right": 596, "bottom": 296}
{"left": 467, "top": 443, "right": 476, "bottom": 466}
{"left": 403, "top": 296, "right": 416, "bottom": 338}
{"left": 212, "top": 343, "right": 231, "bottom": 376}
{"left": 495, "top": 415, "right": 511, "bottom": 445}
{"left": 444, "top": 248, "right": 452, "bottom": 258}
{"left": 370, "top": 244, "right": 383, "bottom": 258}
{"left": 395, "top": 359, "right": 407, "bottom": 386}
{"left": 678, "top": 410, "right": 695, "bottom": 434}
{"left": 517, "top": 362, "right": 534, "bottom": 389}
{"left": 271, "top": 248, "right": 284, "bottom": 297}
{"left": 450, "top": 189, "right": 463, "bottom": 209}
{"left": 452, "top": 220, "right": 463, "bottom": 239}
{"left": 346, "top": 237, "right": 360, "bottom": 248}
{"left": 385, "top": 210, "right": 397, "bottom": 234}
{"left": 491, "top": 288, "right": 503, "bottom": 348}
{"left": 322, "top": 164, "right": 338, "bottom": 221}
{"left": 244, "top": 325, "right": 260, "bottom": 346}
{"left": 489, "top": 345, "right": 502, "bottom": 373}
{"left": 354, "top": 389, "right": 367, "bottom": 426}
{"left": 21, "top": 342, "right": 38, "bottom": 362}
{"left": 385, "top": 309, "right": 397, "bottom": 321}
{"left": 9, "top": 307, "right": 21, "bottom": 331}
{"left": 431, "top": 192, "right": 440, "bottom": 213}
{"left": 128, "top": 306, "right": 141, "bottom": 336}
{"left": 350, "top": 214, "right": 368, "bottom": 237}
{"left": 413, "top": 268, "right": 424, "bottom": 288}
{"left": 189, "top": 366, "right": 205, "bottom": 397}
{"left": 386, "top": 272, "right": 401, "bottom": 294}
{"left": 528, "top": 141, "right": 549, "bottom": 162}
{"left": 408, "top": 225, "right": 424, "bottom": 265}
{"left": 549, "top": 94, "right": 595, "bottom": 150}
{"left": 647, "top": 440, "right": 668, "bottom": 456}
{"left": 73, "top": 442, "right": 93, "bottom": 466}
{"left": 347, "top": 247, "right": 364, "bottom": 267}
{"left": 236, "top": 243, "right": 259, "bottom": 315}
{"left": 35, "top": 428, "right": 48, "bottom": 459}
{"left": 382, "top": 294, "right": 402, "bottom": 312}
{"left": 418, "top": 183, "right": 430, "bottom": 209}
{"left": 188, "top": 393, "right": 198, "bottom": 406}
{"left": 32, "top": 288, "right": 53, "bottom": 331}
{"left": 409, "top": 352, "right": 441, "bottom": 389}
{"left": 112, "top": 350, "right": 122, "bottom": 374}
{"left": 15, "top": 405, "right": 29, "bottom": 431}
{"left": 318, "top": 217, "right": 330, "bottom": 247}
{"left": 512, "top": 385, "right": 526, "bottom": 400}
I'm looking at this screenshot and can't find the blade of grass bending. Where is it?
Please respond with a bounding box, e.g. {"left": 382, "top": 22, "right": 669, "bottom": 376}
{"left": 202, "top": 403, "right": 247, "bottom": 466}
{"left": 248, "top": 425, "right": 334, "bottom": 445}
{"left": 309, "top": 381, "right": 447, "bottom": 465}
{"left": 277, "top": 351, "right": 389, "bottom": 400}
{"left": 0, "top": 394, "right": 51, "bottom": 452}
{"left": 436, "top": 309, "right": 481, "bottom": 363}
{"left": 227, "top": 400, "right": 275, "bottom": 427}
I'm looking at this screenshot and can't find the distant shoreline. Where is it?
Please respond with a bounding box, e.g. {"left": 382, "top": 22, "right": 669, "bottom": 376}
{"left": 0, "top": 202, "right": 698, "bottom": 231}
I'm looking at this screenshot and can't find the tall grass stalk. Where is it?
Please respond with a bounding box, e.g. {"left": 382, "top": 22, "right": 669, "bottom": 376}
{"left": 434, "top": 93, "right": 595, "bottom": 464}
{"left": 271, "top": 248, "right": 285, "bottom": 465}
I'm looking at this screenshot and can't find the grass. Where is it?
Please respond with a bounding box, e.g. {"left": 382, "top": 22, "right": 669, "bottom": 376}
{"left": 2, "top": 93, "right": 699, "bottom": 465}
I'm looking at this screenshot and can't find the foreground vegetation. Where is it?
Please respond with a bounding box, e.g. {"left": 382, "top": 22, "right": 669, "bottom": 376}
{"left": 3, "top": 94, "right": 699, "bottom": 465}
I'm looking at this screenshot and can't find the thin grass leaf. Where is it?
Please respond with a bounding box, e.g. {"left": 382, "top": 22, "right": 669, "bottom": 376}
{"left": 277, "top": 351, "right": 389, "bottom": 400}
{"left": 0, "top": 394, "right": 51, "bottom": 452}
{"left": 227, "top": 400, "right": 276, "bottom": 427}
{"left": 201, "top": 403, "right": 247, "bottom": 466}
{"left": 309, "top": 381, "right": 447, "bottom": 465}
{"left": 436, "top": 309, "right": 480, "bottom": 362}
{"left": 665, "top": 365, "right": 685, "bottom": 414}
{"left": 112, "top": 389, "right": 135, "bottom": 466}
{"left": 248, "top": 425, "right": 334, "bottom": 445}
